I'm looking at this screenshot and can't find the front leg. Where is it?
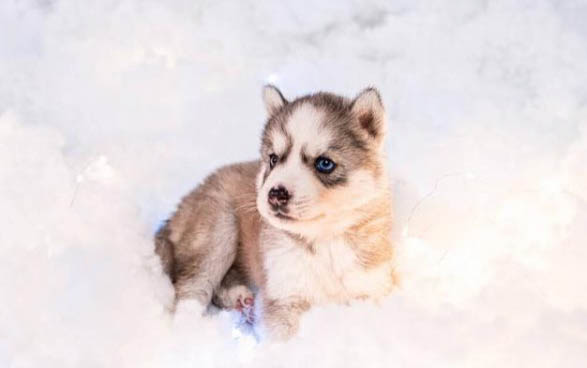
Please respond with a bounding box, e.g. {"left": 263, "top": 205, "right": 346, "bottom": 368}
{"left": 263, "top": 297, "right": 310, "bottom": 341}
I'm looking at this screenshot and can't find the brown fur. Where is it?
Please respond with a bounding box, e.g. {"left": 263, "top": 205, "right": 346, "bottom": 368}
{"left": 155, "top": 86, "right": 394, "bottom": 340}
{"left": 156, "top": 161, "right": 262, "bottom": 306}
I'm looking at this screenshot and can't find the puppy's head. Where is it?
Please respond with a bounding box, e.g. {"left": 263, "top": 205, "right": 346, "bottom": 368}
{"left": 256, "top": 86, "right": 389, "bottom": 239}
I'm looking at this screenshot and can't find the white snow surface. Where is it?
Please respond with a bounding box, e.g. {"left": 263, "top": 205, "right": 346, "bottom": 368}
{"left": 1, "top": 0, "right": 587, "bottom": 367}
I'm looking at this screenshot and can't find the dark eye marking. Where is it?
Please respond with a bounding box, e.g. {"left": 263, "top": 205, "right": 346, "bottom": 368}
{"left": 269, "top": 153, "right": 279, "bottom": 169}
{"left": 314, "top": 156, "right": 336, "bottom": 174}
{"left": 328, "top": 143, "right": 345, "bottom": 151}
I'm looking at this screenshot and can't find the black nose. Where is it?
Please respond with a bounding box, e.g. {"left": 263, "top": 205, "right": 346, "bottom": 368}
{"left": 268, "top": 185, "right": 290, "bottom": 207}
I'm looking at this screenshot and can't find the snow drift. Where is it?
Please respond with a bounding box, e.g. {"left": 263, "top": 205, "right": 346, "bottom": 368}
{"left": 1, "top": 0, "right": 586, "bottom": 367}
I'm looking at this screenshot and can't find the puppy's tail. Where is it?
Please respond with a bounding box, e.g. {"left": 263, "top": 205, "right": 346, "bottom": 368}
{"left": 155, "top": 221, "right": 176, "bottom": 283}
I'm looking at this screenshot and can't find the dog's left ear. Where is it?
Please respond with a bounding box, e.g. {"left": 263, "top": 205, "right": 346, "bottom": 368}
{"left": 351, "top": 87, "right": 386, "bottom": 146}
{"left": 262, "top": 85, "right": 288, "bottom": 116}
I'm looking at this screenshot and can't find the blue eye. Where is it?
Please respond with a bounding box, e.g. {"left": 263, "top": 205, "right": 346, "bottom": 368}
{"left": 315, "top": 157, "right": 336, "bottom": 173}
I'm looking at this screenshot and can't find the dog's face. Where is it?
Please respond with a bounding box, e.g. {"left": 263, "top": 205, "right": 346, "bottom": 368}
{"left": 256, "top": 86, "right": 389, "bottom": 239}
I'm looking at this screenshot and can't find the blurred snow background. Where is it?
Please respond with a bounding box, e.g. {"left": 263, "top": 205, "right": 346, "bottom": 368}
{"left": 1, "top": 0, "right": 587, "bottom": 366}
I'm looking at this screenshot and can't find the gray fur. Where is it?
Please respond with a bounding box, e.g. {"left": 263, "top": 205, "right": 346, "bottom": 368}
{"left": 155, "top": 87, "right": 392, "bottom": 338}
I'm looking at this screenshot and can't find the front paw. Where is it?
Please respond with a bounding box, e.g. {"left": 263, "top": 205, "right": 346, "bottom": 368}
{"left": 265, "top": 311, "right": 299, "bottom": 341}
{"left": 262, "top": 299, "right": 309, "bottom": 341}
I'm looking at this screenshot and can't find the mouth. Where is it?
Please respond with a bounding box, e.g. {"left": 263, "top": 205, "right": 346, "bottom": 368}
{"left": 274, "top": 211, "right": 295, "bottom": 221}
{"left": 271, "top": 209, "right": 326, "bottom": 223}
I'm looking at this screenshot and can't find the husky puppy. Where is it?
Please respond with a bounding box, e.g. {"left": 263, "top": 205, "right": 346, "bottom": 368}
{"left": 155, "top": 86, "right": 394, "bottom": 340}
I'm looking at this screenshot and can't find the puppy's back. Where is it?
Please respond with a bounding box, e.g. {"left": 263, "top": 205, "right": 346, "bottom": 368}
{"left": 155, "top": 161, "right": 262, "bottom": 287}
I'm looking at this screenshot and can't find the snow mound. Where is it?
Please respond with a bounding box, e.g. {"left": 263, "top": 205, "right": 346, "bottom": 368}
{"left": 1, "top": 0, "right": 586, "bottom": 367}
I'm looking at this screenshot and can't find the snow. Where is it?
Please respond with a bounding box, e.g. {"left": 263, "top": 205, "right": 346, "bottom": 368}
{"left": 1, "top": 0, "right": 586, "bottom": 367}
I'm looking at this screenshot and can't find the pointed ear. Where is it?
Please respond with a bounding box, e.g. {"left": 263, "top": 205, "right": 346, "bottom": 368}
{"left": 262, "top": 85, "right": 288, "bottom": 116}
{"left": 351, "top": 87, "right": 386, "bottom": 144}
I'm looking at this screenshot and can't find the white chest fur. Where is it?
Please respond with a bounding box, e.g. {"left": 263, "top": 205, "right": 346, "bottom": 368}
{"left": 261, "top": 231, "right": 392, "bottom": 304}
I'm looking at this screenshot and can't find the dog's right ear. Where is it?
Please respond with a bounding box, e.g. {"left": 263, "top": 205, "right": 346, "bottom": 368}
{"left": 262, "top": 85, "right": 288, "bottom": 116}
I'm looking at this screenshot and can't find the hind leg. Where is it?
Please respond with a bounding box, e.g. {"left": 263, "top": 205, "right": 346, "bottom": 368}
{"left": 212, "top": 265, "right": 254, "bottom": 310}
{"left": 213, "top": 265, "right": 255, "bottom": 323}
{"left": 172, "top": 210, "right": 239, "bottom": 313}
